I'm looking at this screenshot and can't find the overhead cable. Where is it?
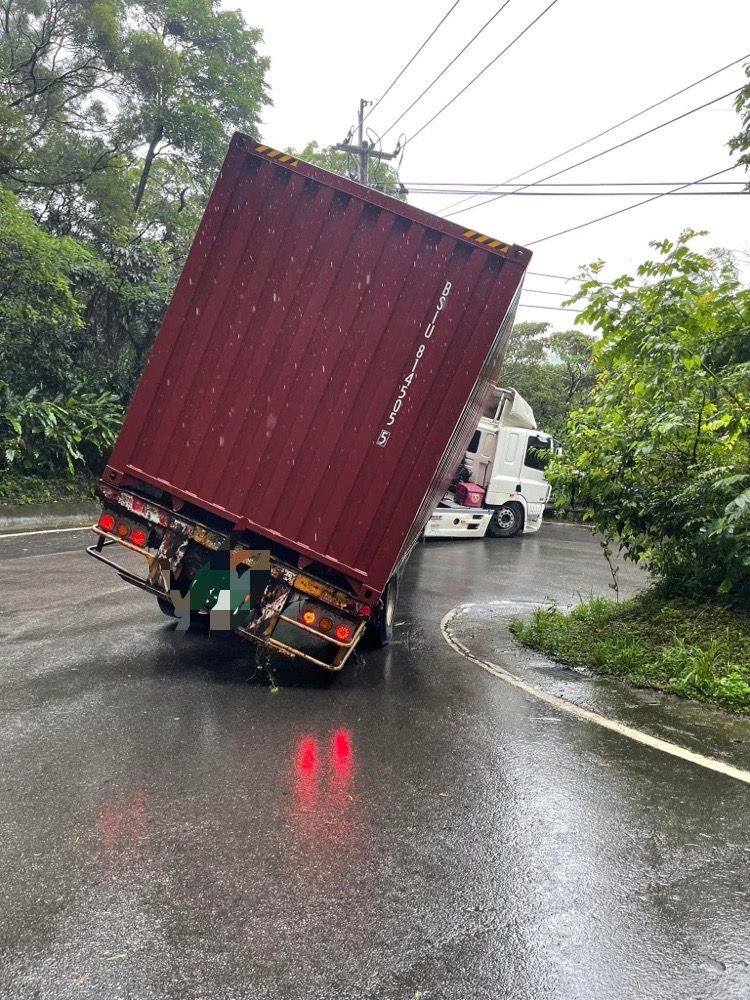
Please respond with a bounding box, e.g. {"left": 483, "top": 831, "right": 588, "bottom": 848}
{"left": 443, "top": 85, "right": 743, "bottom": 217}
{"left": 440, "top": 51, "right": 750, "bottom": 214}
{"left": 363, "top": 0, "right": 465, "bottom": 124}
{"left": 527, "top": 165, "right": 741, "bottom": 245}
{"left": 402, "top": 0, "right": 563, "bottom": 149}
{"left": 379, "top": 0, "right": 515, "bottom": 140}
{"left": 407, "top": 187, "right": 746, "bottom": 196}
{"left": 402, "top": 179, "right": 747, "bottom": 187}
{"left": 517, "top": 303, "right": 583, "bottom": 313}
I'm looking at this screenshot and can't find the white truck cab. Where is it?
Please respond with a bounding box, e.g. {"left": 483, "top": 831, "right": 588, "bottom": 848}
{"left": 464, "top": 387, "right": 555, "bottom": 538}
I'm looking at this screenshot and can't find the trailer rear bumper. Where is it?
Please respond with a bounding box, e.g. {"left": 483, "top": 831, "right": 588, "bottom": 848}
{"left": 87, "top": 487, "right": 369, "bottom": 670}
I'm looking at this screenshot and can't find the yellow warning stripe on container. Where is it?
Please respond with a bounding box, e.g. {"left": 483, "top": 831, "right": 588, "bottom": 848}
{"left": 462, "top": 229, "right": 509, "bottom": 254}
{"left": 254, "top": 144, "right": 299, "bottom": 168}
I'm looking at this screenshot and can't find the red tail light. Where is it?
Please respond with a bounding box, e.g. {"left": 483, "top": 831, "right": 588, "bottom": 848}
{"left": 130, "top": 529, "right": 147, "bottom": 548}
{"left": 360, "top": 605, "right": 371, "bottom": 618}
{"left": 334, "top": 624, "right": 352, "bottom": 643}
{"left": 98, "top": 513, "right": 116, "bottom": 532}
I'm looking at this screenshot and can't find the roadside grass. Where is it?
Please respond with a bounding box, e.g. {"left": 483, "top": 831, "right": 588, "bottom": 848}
{"left": 510, "top": 592, "right": 750, "bottom": 715}
{"left": 0, "top": 472, "right": 97, "bottom": 505}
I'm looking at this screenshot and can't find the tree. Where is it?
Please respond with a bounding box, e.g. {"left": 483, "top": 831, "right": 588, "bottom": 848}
{"left": 291, "top": 141, "right": 406, "bottom": 199}
{"left": 501, "top": 320, "right": 596, "bottom": 438}
{"left": 550, "top": 232, "right": 750, "bottom": 598}
{"left": 2, "top": 1, "right": 270, "bottom": 225}
{"left": 550, "top": 329, "right": 598, "bottom": 406}
{"left": 0, "top": 0, "right": 123, "bottom": 192}
{"left": 118, "top": 0, "right": 270, "bottom": 212}
{"left": 0, "top": 189, "right": 90, "bottom": 395}
{"left": 729, "top": 59, "right": 750, "bottom": 188}
{"left": 1, "top": 0, "right": 271, "bottom": 394}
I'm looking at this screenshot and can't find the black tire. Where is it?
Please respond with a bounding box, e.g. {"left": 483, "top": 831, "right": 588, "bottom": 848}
{"left": 487, "top": 502, "right": 523, "bottom": 538}
{"left": 365, "top": 576, "right": 398, "bottom": 648}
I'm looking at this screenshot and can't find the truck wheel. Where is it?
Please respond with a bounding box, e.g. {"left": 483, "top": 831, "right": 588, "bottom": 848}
{"left": 365, "top": 576, "right": 398, "bottom": 648}
{"left": 487, "top": 502, "right": 523, "bottom": 538}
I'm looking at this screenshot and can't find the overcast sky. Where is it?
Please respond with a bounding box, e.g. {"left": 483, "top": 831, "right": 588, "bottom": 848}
{"left": 238, "top": 0, "right": 749, "bottom": 331}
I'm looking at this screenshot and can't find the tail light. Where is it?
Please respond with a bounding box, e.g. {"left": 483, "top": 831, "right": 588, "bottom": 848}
{"left": 359, "top": 606, "right": 371, "bottom": 618}
{"left": 98, "top": 513, "right": 116, "bottom": 532}
{"left": 116, "top": 523, "right": 129, "bottom": 538}
{"left": 334, "top": 624, "right": 352, "bottom": 643}
{"left": 130, "top": 529, "right": 148, "bottom": 548}
{"left": 301, "top": 609, "right": 317, "bottom": 627}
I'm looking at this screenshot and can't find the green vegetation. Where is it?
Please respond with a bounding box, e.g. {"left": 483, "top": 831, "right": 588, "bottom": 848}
{"left": 550, "top": 233, "right": 750, "bottom": 599}
{"left": 0, "top": 471, "right": 96, "bottom": 505}
{"left": 511, "top": 593, "right": 750, "bottom": 714}
{"left": 730, "top": 61, "right": 750, "bottom": 187}
{"left": 291, "top": 141, "right": 405, "bottom": 199}
{"left": 520, "top": 232, "right": 750, "bottom": 713}
{"left": 501, "top": 321, "right": 597, "bottom": 440}
{"left": 0, "top": 0, "right": 270, "bottom": 500}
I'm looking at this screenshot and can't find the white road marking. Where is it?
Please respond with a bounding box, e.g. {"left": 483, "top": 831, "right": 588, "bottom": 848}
{"left": 0, "top": 525, "right": 93, "bottom": 540}
{"left": 441, "top": 603, "right": 750, "bottom": 787}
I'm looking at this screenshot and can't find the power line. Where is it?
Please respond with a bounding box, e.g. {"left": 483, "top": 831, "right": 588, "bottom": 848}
{"left": 524, "top": 287, "right": 580, "bottom": 295}
{"left": 527, "top": 165, "right": 741, "bottom": 245}
{"left": 439, "top": 51, "right": 750, "bottom": 214}
{"left": 407, "top": 187, "right": 747, "bottom": 196}
{"left": 402, "top": 180, "right": 747, "bottom": 187}
{"left": 517, "top": 303, "right": 583, "bottom": 313}
{"left": 529, "top": 270, "right": 585, "bottom": 281}
{"left": 443, "top": 85, "right": 744, "bottom": 217}
{"left": 363, "top": 0, "right": 464, "bottom": 125}
{"left": 379, "top": 0, "right": 515, "bottom": 141}
{"left": 402, "top": 0, "right": 563, "bottom": 149}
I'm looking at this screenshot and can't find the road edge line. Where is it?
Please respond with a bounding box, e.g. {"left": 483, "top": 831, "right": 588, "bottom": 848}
{"left": 0, "top": 525, "right": 93, "bottom": 540}
{"left": 441, "top": 603, "right": 750, "bottom": 787}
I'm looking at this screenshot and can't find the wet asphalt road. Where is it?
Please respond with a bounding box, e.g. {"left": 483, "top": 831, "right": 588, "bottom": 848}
{"left": 2, "top": 524, "right": 749, "bottom": 1000}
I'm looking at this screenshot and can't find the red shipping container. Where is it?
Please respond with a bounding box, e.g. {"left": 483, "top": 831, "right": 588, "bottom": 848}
{"left": 454, "top": 482, "right": 486, "bottom": 508}
{"left": 104, "top": 135, "right": 530, "bottom": 601}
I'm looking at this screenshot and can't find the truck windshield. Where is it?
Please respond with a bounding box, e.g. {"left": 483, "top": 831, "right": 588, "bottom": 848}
{"left": 524, "top": 435, "right": 552, "bottom": 471}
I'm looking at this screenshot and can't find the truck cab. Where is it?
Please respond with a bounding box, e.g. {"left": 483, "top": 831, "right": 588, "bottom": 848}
{"left": 464, "top": 387, "right": 554, "bottom": 537}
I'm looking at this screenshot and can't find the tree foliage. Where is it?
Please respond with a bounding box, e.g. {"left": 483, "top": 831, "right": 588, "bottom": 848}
{"left": 0, "top": 188, "right": 89, "bottom": 395}
{"left": 501, "top": 320, "right": 596, "bottom": 437}
{"left": 0, "top": 0, "right": 270, "bottom": 482}
{"left": 291, "top": 141, "right": 405, "bottom": 200}
{"left": 549, "top": 232, "right": 750, "bottom": 598}
{"left": 729, "top": 59, "right": 750, "bottom": 188}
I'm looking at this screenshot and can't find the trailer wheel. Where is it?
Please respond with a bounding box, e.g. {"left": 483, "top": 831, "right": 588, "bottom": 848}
{"left": 365, "top": 576, "right": 398, "bottom": 648}
{"left": 487, "top": 502, "right": 523, "bottom": 538}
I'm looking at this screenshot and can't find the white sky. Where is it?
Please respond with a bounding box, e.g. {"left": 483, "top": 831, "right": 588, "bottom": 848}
{"left": 238, "top": 0, "right": 750, "bottom": 331}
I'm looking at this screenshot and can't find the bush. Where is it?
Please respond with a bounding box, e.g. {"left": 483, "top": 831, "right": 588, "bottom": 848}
{"left": 0, "top": 383, "right": 124, "bottom": 477}
{"left": 511, "top": 592, "right": 750, "bottom": 713}
{"left": 550, "top": 233, "right": 750, "bottom": 599}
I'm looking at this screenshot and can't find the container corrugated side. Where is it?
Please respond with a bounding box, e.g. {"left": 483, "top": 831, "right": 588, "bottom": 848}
{"left": 106, "top": 135, "right": 530, "bottom": 599}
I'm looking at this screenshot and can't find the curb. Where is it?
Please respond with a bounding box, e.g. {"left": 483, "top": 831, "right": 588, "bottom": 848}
{"left": 0, "top": 501, "right": 100, "bottom": 534}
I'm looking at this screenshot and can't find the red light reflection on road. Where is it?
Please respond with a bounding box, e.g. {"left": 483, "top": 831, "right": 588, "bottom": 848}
{"left": 332, "top": 728, "right": 353, "bottom": 783}
{"left": 97, "top": 790, "right": 149, "bottom": 871}
{"left": 296, "top": 737, "right": 319, "bottom": 776}
{"left": 294, "top": 736, "right": 320, "bottom": 813}
{"left": 291, "top": 729, "right": 356, "bottom": 836}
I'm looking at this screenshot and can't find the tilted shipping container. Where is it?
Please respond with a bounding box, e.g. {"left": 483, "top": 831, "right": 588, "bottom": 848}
{"left": 103, "top": 134, "right": 530, "bottom": 604}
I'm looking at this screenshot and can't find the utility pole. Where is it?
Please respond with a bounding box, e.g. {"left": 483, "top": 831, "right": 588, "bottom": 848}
{"left": 334, "top": 99, "right": 401, "bottom": 189}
